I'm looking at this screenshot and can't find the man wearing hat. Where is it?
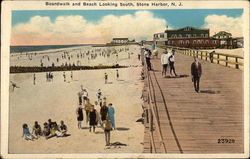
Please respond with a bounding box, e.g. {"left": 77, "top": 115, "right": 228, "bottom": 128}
{"left": 191, "top": 57, "right": 202, "bottom": 93}
{"left": 160, "top": 50, "right": 170, "bottom": 77}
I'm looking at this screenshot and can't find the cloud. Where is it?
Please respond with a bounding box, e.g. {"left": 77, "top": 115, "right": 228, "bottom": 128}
{"left": 11, "top": 11, "right": 167, "bottom": 45}
{"left": 203, "top": 14, "right": 243, "bottom": 37}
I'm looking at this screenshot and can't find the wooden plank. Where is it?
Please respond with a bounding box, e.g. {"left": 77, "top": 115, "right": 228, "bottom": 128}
{"left": 143, "top": 46, "right": 243, "bottom": 153}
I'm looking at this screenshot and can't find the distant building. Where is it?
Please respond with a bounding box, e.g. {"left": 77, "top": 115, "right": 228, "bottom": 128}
{"left": 166, "top": 26, "right": 209, "bottom": 39}
{"left": 153, "top": 32, "right": 168, "bottom": 46}
{"left": 213, "top": 31, "right": 232, "bottom": 39}
{"left": 153, "top": 32, "right": 167, "bottom": 41}
{"left": 165, "top": 26, "right": 219, "bottom": 49}
{"left": 212, "top": 31, "right": 238, "bottom": 49}
{"left": 236, "top": 37, "right": 244, "bottom": 48}
{"left": 111, "top": 38, "right": 129, "bottom": 44}
{"left": 153, "top": 27, "right": 243, "bottom": 49}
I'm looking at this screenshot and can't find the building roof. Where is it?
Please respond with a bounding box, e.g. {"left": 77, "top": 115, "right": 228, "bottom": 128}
{"left": 113, "top": 38, "right": 129, "bottom": 40}
{"left": 165, "top": 26, "right": 209, "bottom": 32}
{"left": 176, "top": 26, "right": 209, "bottom": 31}
{"left": 165, "top": 26, "right": 209, "bottom": 37}
{"left": 213, "top": 31, "right": 232, "bottom": 37}
{"left": 154, "top": 32, "right": 164, "bottom": 35}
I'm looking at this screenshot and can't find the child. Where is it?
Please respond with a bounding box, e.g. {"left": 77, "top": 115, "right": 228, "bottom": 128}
{"left": 96, "top": 89, "right": 102, "bottom": 101}
{"left": 22, "top": 124, "right": 36, "bottom": 141}
{"left": 60, "top": 120, "right": 68, "bottom": 136}
{"left": 32, "top": 121, "right": 42, "bottom": 138}
{"left": 76, "top": 106, "right": 84, "bottom": 129}
{"left": 102, "top": 119, "right": 112, "bottom": 146}
{"left": 42, "top": 122, "right": 50, "bottom": 137}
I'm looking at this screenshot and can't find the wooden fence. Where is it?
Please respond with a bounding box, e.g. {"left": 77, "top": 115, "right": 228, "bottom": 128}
{"left": 158, "top": 45, "right": 243, "bottom": 70}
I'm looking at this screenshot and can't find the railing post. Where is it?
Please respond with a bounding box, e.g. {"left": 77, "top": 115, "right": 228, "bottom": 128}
{"left": 236, "top": 57, "right": 239, "bottom": 69}
{"left": 226, "top": 56, "right": 228, "bottom": 67}
{"left": 146, "top": 108, "right": 149, "bottom": 123}
{"left": 150, "top": 109, "right": 153, "bottom": 131}
{"left": 217, "top": 54, "right": 220, "bottom": 64}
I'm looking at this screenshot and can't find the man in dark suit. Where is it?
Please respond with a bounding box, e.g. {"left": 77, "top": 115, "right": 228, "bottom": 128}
{"left": 191, "top": 57, "right": 202, "bottom": 93}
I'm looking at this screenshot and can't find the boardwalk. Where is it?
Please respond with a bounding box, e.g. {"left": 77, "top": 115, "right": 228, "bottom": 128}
{"left": 143, "top": 48, "right": 243, "bottom": 153}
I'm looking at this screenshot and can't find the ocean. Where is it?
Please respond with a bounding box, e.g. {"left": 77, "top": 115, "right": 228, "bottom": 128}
{"left": 10, "top": 44, "right": 93, "bottom": 53}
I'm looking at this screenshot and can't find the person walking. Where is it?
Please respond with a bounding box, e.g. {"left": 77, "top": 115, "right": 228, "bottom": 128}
{"left": 108, "top": 103, "right": 115, "bottom": 130}
{"left": 10, "top": 81, "right": 20, "bottom": 91}
{"left": 76, "top": 105, "right": 84, "bottom": 129}
{"left": 169, "top": 50, "right": 178, "bottom": 77}
{"left": 63, "top": 72, "right": 66, "bottom": 82}
{"left": 102, "top": 119, "right": 112, "bottom": 146}
{"left": 138, "top": 53, "right": 141, "bottom": 61}
{"left": 77, "top": 91, "right": 83, "bottom": 105}
{"left": 100, "top": 104, "right": 108, "bottom": 121}
{"left": 191, "top": 57, "right": 202, "bottom": 93}
{"left": 71, "top": 71, "right": 73, "bottom": 80}
{"left": 160, "top": 50, "right": 170, "bottom": 77}
{"left": 89, "top": 107, "right": 98, "bottom": 132}
{"left": 46, "top": 72, "right": 49, "bottom": 82}
{"left": 104, "top": 73, "right": 108, "bottom": 84}
{"left": 144, "top": 48, "right": 152, "bottom": 70}
{"left": 210, "top": 51, "right": 215, "bottom": 63}
{"left": 33, "top": 73, "right": 36, "bottom": 85}
{"left": 116, "top": 69, "right": 119, "bottom": 80}
{"left": 84, "top": 99, "right": 93, "bottom": 124}
{"left": 82, "top": 89, "right": 89, "bottom": 104}
{"left": 96, "top": 89, "right": 102, "bottom": 102}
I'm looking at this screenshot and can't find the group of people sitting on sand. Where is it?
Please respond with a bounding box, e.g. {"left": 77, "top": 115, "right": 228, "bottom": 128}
{"left": 22, "top": 119, "right": 70, "bottom": 141}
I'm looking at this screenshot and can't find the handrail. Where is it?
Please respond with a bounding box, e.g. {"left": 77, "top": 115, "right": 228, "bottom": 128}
{"left": 158, "top": 45, "right": 243, "bottom": 69}
{"left": 143, "top": 49, "right": 167, "bottom": 153}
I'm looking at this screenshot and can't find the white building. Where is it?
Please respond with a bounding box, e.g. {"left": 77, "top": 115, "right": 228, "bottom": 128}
{"left": 112, "top": 38, "right": 129, "bottom": 44}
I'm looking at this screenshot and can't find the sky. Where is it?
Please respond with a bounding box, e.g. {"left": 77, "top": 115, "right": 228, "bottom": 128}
{"left": 11, "top": 9, "right": 243, "bottom": 46}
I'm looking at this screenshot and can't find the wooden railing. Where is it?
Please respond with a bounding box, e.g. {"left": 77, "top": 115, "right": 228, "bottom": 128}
{"left": 142, "top": 48, "right": 167, "bottom": 153}
{"left": 158, "top": 45, "right": 243, "bottom": 70}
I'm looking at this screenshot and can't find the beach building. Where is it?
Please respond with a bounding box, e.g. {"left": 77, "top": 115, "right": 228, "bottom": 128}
{"left": 212, "top": 31, "right": 238, "bottom": 49}
{"left": 153, "top": 32, "right": 168, "bottom": 46}
{"left": 111, "top": 38, "right": 129, "bottom": 44}
{"left": 153, "top": 27, "right": 244, "bottom": 49}
{"left": 236, "top": 37, "right": 244, "bottom": 48}
{"left": 165, "top": 26, "right": 219, "bottom": 49}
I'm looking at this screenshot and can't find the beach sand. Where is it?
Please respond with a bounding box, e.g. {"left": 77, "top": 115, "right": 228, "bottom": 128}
{"left": 9, "top": 45, "right": 145, "bottom": 153}
{"left": 10, "top": 45, "right": 141, "bottom": 67}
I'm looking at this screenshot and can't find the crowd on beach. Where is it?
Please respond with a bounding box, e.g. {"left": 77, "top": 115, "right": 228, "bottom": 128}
{"left": 17, "top": 45, "right": 140, "bottom": 147}
{"left": 21, "top": 84, "right": 117, "bottom": 146}
{"left": 11, "top": 46, "right": 134, "bottom": 68}
{"left": 29, "top": 68, "right": 119, "bottom": 86}
{"left": 76, "top": 86, "right": 115, "bottom": 146}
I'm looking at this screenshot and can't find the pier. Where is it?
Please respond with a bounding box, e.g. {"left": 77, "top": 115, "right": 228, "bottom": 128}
{"left": 142, "top": 47, "right": 243, "bottom": 153}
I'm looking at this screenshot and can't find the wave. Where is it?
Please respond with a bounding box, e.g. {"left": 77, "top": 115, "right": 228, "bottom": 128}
{"left": 10, "top": 44, "right": 93, "bottom": 53}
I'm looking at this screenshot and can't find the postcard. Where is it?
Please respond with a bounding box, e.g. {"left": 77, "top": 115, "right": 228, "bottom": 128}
{"left": 1, "top": 0, "right": 249, "bottom": 158}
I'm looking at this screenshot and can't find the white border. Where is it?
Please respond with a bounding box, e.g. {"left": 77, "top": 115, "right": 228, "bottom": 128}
{"left": 1, "top": 1, "right": 249, "bottom": 158}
